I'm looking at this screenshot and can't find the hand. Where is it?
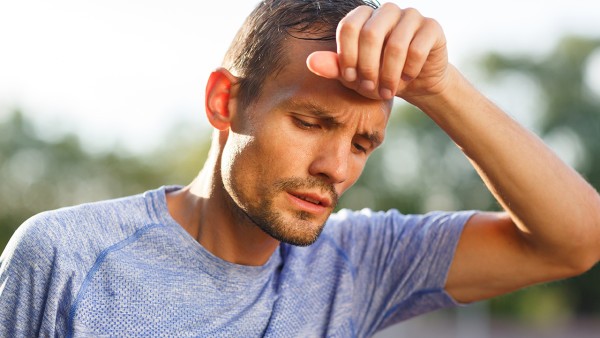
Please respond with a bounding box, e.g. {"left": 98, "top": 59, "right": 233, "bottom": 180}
{"left": 307, "top": 3, "right": 449, "bottom": 101}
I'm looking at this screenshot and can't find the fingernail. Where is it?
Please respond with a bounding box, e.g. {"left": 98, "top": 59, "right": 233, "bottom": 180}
{"left": 344, "top": 68, "right": 357, "bottom": 82}
{"left": 360, "top": 80, "right": 375, "bottom": 91}
{"left": 379, "top": 88, "right": 393, "bottom": 100}
{"left": 401, "top": 74, "right": 413, "bottom": 82}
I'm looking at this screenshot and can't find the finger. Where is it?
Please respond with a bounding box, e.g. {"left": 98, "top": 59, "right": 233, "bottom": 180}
{"left": 378, "top": 8, "right": 423, "bottom": 99}
{"left": 401, "top": 18, "right": 442, "bottom": 83}
{"left": 306, "top": 51, "right": 340, "bottom": 79}
{"left": 336, "top": 6, "right": 374, "bottom": 83}
{"left": 356, "top": 3, "right": 403, "bottom": 93}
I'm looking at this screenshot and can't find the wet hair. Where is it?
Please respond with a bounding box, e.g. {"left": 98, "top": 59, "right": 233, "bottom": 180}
{"left": 222, "top": 0, "right": 380, "bottom": 111}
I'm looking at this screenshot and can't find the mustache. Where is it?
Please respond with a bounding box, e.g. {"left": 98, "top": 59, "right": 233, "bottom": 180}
{"left": 274, "top": 177, "right": 339, "bottom": 208}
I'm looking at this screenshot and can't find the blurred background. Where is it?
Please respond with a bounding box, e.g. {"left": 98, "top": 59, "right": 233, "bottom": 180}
{"left": 1, "top": 0, "right": 599, "bottom": 336}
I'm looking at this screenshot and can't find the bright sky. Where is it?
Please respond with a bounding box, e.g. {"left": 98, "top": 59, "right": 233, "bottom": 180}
{"left": 1, "top": 0, "right": 599, "bottom": 153}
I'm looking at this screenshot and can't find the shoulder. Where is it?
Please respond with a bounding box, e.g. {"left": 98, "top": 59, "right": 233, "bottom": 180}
{"left": 2, "top": 190, "right": 158, "bottom": 269}
{"left": 0, "top": 187, "right": 174, "bottom": 335}
{"left": 327, "top": 208, "right": 474, "bottom": 225}
{"left": 317, "top": 208, "right": 475, "bottom": 256}
{"left": 325, "top": 208, "right": 475, "bottom": 233}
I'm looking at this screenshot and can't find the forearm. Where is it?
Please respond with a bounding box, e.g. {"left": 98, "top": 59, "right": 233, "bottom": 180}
{"left": 409, "top": 65, "right": 600, "bottom": 270}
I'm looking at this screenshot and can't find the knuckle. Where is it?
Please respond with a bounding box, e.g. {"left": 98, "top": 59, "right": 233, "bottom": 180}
{"left": 385, "top": 41, "right": 405, "bottom": 59}
{"left": 402, "top": 7, "right": 422, "bottom": 18}
{"left": 426, "top": 17, "right": 441, "bottom": 28}
{"left": 337, "top": 19, "right": 361, "bottom": 38}
{"left": 402, "top": 65, "right": 419, "bottom": 79}
{"left": 357, "top": 4, "right": 375, "bottom": 13}
{"left": 423, "top": 17, "right": 443, "bottom": 34}
{"left": 410, "top": 50, "right": 427, "bottom": 61}
{"left": 359, "top": 27, "right": 378, "bottom": 44}
{"left": 408, "top": 46, "right": 427, "bottom": 61}
{"left": 380, "top": 2, "right": 400, "bottom": 12}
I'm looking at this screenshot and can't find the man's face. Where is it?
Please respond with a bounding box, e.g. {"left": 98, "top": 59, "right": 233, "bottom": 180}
{"left": 221, "top": 39, "right": 391, "bottom": 246}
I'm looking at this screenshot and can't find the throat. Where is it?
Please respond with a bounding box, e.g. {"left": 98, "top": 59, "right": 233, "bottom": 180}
{"left": 199, "top": 188, "right": 281, "bottom": 266}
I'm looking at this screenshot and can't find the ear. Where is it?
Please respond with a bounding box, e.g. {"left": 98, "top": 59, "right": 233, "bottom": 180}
{"left": 205, "top": 68, "right": 238, "bottom": 130}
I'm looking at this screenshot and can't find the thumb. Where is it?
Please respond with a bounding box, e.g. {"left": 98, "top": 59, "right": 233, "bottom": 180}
{"left": 306, "top": 51, "right": 340, "bottom": 79}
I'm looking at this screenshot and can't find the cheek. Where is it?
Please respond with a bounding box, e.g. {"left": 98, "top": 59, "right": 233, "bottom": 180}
{"left": 221, "top": 133, "right": 259, "bottom": 195}
{"left": 221, "top": 130, "right": 289, "bottom": 190}
{"left": 256, "top": 126, "right": 313, "bottom": 173}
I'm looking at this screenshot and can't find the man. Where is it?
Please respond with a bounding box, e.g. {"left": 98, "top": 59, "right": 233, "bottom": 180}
{"left": 1, "top": 0, "right": 599, "bottom": 336}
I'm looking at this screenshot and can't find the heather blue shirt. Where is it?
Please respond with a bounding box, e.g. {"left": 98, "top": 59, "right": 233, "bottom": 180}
{"left": 0, "top": 186, "right": 473, "bottom": 337}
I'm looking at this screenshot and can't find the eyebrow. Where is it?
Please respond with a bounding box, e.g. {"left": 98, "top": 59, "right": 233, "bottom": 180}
{"left": 361, "top": 130, "right": 383, "bottom": 148}
{"left": 281, "top": 99, "right": 384, "bottom": 147}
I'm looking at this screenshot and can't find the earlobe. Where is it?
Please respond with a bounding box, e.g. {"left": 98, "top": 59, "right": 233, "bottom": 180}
{"left": 205, "top": 68, "right": 238, "bottom": 130}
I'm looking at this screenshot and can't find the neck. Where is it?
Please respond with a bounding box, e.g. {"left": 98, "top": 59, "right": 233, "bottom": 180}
{"left": 166, "top": 150, "right": 280, "bottom": 266}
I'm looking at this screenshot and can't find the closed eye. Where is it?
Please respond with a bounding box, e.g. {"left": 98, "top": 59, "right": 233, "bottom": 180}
{"left": 293, "top": 117, "right": 320, "bottom": 130}
{"left": 353, "top": 142, "right": 367, "bottom": 154}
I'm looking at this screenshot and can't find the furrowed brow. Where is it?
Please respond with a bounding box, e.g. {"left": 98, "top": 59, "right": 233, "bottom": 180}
{"left": 358, "top": 131, "right": 383, "bottom": 148}
{"left": 282, "top": 98, "right": 384, "bottom": 146}
{"left": 281, "top": 99, "right": 339, "bottom": 124}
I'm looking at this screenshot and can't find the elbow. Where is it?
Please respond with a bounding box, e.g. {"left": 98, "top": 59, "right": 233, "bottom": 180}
{"left": 564, "top": 252, "right": 598, "bottom": 277}
{"left": 528, "top": 183, "right": 600, "bottom": 279}
{"left": 563, "top": 236, "right": 600, "bottom": 278}
{"left": 567, "top": 188, "right": 600, "bottom": 275}
{"left": 562, "top": 202, "right": 600, "bottom": 276}
{"left": 550, "top": 240, "right": 598, "bottom": 278}
{"left": 538, "top": 241, "right": 597, "bottom": 281}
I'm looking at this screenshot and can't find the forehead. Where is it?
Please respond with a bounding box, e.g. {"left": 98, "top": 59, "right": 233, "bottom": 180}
{"left": 257, "top": 37, "right": 392, "bottom": 124}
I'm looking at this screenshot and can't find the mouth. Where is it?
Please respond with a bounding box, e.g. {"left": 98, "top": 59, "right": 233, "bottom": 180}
{"left": 287, "top": 190, "right": 333, "bottom": 213}
{"left": 292, "top": 191, "right": 331, "bottom": 207}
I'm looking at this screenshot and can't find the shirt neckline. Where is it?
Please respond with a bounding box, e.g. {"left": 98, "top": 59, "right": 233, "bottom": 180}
{"left": 144, "top": 185, "right": 283, "bottom": 284}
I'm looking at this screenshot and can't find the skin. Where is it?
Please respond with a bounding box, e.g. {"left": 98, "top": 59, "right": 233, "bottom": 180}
{"left": 169, "top": 3, "right": 600, "bottom": 304}
{"left": 167, "top": 38, "right": 390, "bottom": 266}
{"left": 220, "top": 39, "right": 390, "bottom": 248}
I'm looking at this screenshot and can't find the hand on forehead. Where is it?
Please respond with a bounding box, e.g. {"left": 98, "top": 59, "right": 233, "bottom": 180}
{"left": 306, "top": 3, "right": 448, "bottom": 101}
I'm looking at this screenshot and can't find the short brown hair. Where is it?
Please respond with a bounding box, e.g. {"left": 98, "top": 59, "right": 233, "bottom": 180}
{"left": 222, "top": 0, "right": 379, "bottom": 111}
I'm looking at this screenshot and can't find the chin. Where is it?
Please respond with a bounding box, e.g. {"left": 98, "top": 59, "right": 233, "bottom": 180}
{"left": 256, "top": 214, "right": 328, "bottom": 247}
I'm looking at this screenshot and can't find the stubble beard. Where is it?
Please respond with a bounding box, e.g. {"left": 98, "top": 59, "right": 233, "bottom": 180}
{"left": 234, "top": 177, "right": 339, "bottom": 247}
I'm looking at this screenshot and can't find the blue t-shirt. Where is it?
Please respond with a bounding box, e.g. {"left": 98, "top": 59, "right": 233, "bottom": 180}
{"left": 0, "top": 186, "right": 473, "bottom": 337}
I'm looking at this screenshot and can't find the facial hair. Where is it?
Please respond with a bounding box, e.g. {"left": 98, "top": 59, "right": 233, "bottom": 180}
{"left": 244, "top": 176, "right": 339, "bottom": 246}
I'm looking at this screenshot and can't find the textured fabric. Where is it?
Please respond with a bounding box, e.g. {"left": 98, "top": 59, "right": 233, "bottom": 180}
{"left": 0, "top": 186, "right": 473, "bottom": 337}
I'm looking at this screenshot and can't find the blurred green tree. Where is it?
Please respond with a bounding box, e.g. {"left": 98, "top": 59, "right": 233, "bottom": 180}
{"left": 0, "top": 110, "right": 210, "bottom": 251}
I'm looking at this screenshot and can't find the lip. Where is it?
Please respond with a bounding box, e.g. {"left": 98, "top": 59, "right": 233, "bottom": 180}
{"left": 286, "top": 190, "right": 332, "bottom": 214}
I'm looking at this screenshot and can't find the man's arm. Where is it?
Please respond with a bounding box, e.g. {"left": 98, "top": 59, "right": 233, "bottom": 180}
{"left": 308, "top": 3, "right": 600, "bottom": 303}
{"left": 413, "top": 66, "right": 600, "bottom": 302}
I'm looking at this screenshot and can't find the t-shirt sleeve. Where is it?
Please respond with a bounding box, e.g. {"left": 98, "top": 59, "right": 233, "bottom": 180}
{"left": 0, "top": 213, "right": 76, "bottom": 337}
{"left": 327, "top": 208, "right": 475, "bottom": 334}
{"left": 0, "top": 192, "right": 163, "bottom": 337}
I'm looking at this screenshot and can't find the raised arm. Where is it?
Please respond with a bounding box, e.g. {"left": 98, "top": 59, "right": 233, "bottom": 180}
{"left": 307, "top": 3, "right": 600, "bottom": 303}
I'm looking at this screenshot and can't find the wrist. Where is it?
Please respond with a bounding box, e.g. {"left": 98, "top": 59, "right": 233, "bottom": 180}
{"left": 403, "top": 65, "right": 476, "bottom": 125}
{"left": 403, "top": 65, "right": 459, "bottom": 108}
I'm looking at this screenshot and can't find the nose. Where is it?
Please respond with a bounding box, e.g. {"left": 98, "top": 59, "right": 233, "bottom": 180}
{"left": 308, "top": 139, "right": 350, "bottom": 185}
